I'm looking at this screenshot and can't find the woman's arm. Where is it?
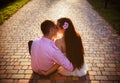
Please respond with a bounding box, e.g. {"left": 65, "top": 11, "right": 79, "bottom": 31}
{"left": 55, "top": 39, "right": 62, "bottom": 50}
{"left": 38, "top": 63, "right": 60, "bottom": 76}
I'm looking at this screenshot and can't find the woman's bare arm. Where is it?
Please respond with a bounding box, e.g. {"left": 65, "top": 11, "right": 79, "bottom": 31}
{"left": 55, "top": 39, "right": 62, "bottom": 50}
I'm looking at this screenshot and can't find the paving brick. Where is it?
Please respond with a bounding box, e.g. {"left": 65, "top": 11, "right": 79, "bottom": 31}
{"left": 14, "top": 62, "right": 20, "bottom": 65}
{"left": 6, "top": 66, "right": 14, "bottom": 69}
{"left": 25, "top": 70, "right": 33, "bottom": 74}
{"left": 66, "top": 76, "right": 72, "bottom": 80}
{"left": 65, "top": 80, "right": 74, "bottom": 83}
{"left": 0, "top": 59, "right": 5, "bottom": 62}
{"left": 92, "top": 67, "right": 99, "bottom": 71}
{"left": 0, "top": 79, "right": 13, "bottom": 83}
{"left": 13, "top": 80, "right": 19, "bottom": 83}
{"left": 6, "top": 70, "right": 18, "bottom": 73}
{"left": 72, "top": 76, "right": 79, "bottom": 80}
{"left": 0, "top": 69, "right": 6, "bottom": 74}
{"left": 100, "top": 81, "right": 113, "bottom": 83}
{"left": 20, "top": 62, "right": 30, "bottom": 65}
{"left": 18, "top": 80, "right": 29, "bottom": 83}
{"left": 117, "top": 72, "right": 120, "bottom": 75}
{"left": 14, "top": 66, "right": 22, "bottom": 69}
{"left": 108, "top": 64, "right": 116, "bottom": 67}
{"left": 54, "top": 74, "right": 67, "bottom": 80}
{"left": 88, "top": 67, "right": 92, "bottom": 71}
{"left": 97, "top": 71, "right": 102, "bottom": 75}
{"left": 25, "top": 74, "right": 32, "bottom": 79}
{"left": 97, "top": 64, "right": 104, "bottom": 67}
{"left": 0, "top": 74, "right": 7, "bottom": 78}
{"left": 89, "top": 76, "right": 95, "bottom": 80}
{"left": 29, "top": 80, "right": 35, "bottom": 83}
{"left": 116, "top": 68, "right": 120, "bottom": 71}
{"left": 110, "top": 72, "right": 117, "bottom": 75}
{"left": 104, "top": 68, "right": 116, "bottom": 71}
{"left": 18, "top": 70, "right": 25, "bottom": 73}
{"left": 18, "top": 59, "right": 29, "bottom": 62}
{"left": 3, "top": 55, "right": 11, "bottom": 59}
{"left": 91, "top": 81, "right": 100, "bottom": 83}
{"left": 22, "top": 66, "right": 28, "bottom": 69}
{"left": 116, "top": 64, "right": 120, "bottom": 67}
{"left": 104, "top": 64, "right": 108, "bottom": 67}
{"left": 87, "top": 63, "right": 93, "bottom": 67}
{"left": 10, "top": 59, "right": 15, "bottom": 62}
{"left": 0, "top": 62, "right": 6, "bottom": 65}
{"left": 95, "top": 76, "right": 108, "bottom": 80}
{"left": 6, "top": 74, "right": 12, "bottom": 78}
{"left": 12, "top": 74, "right": 24, "bottom": 78}
{"left": 28, "top": 66, "right": 32, "bottom": 69}
{"left": 6, "top": 62, "right": 14, "bottom": 65}
{"left": 88, "top": 71, "right": 97, "bottom": 75}
{"left": 11, "top": 56, "right": 21, "bottom": 58}
{"left": 108, "top": 76, "right": 120, "bottom": 80}
{"left": 56, "top": 80, "right": 65, "bottom": 83}
{"left": 37, "top": 80, "right": 50, "bottom": 83}
{"left": 11, "top": 62, "right": 16, "bottom": 65}
{"left": 0, "top": 66, "right": 6, "bottom": 69}
{"left": 102, "top": 71, "right": 111, "bottom": 75}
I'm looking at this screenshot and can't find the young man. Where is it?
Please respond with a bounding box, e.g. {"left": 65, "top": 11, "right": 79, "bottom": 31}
{"left": 31, "top": 20, "right": 73, "bottom": 75}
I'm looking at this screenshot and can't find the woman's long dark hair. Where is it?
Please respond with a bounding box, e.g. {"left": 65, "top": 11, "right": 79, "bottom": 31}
{"left": 57, "top": 17, "right": 84, "bottom": 69}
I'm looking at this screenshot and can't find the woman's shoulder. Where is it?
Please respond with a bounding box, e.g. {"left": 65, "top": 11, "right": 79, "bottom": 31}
{"left": 55, "top": 38, "right": 65, "bottom": 49}
{"left": 55, "top": 38, "right": 63, "bottom": 44}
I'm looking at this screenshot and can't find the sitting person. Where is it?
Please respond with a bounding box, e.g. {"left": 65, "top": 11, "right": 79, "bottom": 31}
{"left": 31, "top": 20, "right": 73, "bottom": 75}
{"left": 40, "top": 17, "right": 87, "bottom": 77}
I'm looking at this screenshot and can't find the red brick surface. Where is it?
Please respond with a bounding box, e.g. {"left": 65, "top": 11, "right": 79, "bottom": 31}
{"left": 0, "top": 0, "right": 120, "bottom": 83}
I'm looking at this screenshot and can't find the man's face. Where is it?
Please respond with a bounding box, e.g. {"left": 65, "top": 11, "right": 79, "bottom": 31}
{"left": 50, "top": 26, "right": 58, "bottom": 38}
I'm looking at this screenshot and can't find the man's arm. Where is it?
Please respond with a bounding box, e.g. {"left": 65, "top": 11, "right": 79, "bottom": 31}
{"left": 38, "top": 63, "right": 60, "bottom": 76}
{"left": 50, "top": 43, "right": 73, "bottom": 72}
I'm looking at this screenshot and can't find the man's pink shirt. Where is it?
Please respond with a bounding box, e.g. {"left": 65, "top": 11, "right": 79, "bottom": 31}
{"left": 31, "top": 37, "right": 73, "bottom": 73}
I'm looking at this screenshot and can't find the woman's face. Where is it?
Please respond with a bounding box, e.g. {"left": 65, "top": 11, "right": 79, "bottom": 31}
{"left": 57, "top": 22, "right": 65, "bottom": 34}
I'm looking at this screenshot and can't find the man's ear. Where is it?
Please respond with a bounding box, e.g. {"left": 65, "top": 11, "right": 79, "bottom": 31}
{"left": 49, "top": 28, "right": 54, "bottom": 34}
{"left": 51, "top": 28, "right": 55, "bottom": 32}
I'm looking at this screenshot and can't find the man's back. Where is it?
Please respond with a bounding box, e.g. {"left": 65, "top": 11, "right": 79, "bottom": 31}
{"left": 31, "top": 37, "right": 73, "bottom": 74}
{"left": 31, "top": 37, "right": 55, "bottom": 72}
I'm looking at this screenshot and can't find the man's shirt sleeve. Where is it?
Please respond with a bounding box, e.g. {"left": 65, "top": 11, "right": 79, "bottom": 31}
{"left": 50, "top": 43, "right": 73, "bottom": 71}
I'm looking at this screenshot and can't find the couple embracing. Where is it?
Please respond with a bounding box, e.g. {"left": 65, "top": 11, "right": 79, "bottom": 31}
{"left": 31, "top": 17, "right": 87, "bottom": 77}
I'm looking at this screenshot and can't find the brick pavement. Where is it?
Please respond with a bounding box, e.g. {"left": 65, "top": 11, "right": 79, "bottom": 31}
{"left": 0, "top": 0, "right": 120, "bottom": 83}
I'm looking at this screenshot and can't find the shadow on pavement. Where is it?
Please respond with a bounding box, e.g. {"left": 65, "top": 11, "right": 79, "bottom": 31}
{"left": 28, "top": 71, "right": 90, "bottom": 83}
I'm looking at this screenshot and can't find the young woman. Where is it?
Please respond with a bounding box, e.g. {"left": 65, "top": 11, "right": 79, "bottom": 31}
{"left": 39, "top": 17, "right": 87, "bottom": 77}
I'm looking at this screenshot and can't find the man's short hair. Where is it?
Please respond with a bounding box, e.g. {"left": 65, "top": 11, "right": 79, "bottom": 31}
{"left": 41, "top": 20, "right": 55, "bottom": 35}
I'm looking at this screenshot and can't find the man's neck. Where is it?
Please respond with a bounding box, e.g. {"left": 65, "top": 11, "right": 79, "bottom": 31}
{"left": 44, "top": 35, "right": 53, "bottom": 40}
